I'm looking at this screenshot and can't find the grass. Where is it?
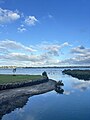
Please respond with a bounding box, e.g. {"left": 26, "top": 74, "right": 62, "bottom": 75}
{"left": 62, "top": 69, "right": 90, "bottom": 80}
{"left": 0, "top": 74, "right": 44, "bottom": 84}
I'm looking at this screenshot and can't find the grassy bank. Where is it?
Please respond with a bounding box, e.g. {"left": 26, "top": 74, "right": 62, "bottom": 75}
{"left": 0, "top": 74, "right": 43, "bottom": 84}
{"left": 62, "top": 69, "right": 90, "bottom": 80}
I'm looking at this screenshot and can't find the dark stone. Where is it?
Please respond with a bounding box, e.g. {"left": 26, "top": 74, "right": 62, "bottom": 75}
{"left": 42, "top": 71, "right": 48, "bottom": 79}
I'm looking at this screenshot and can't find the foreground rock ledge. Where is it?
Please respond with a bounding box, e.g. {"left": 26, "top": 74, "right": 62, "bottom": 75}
{"left": 0, "top": 79, "right": 56, "bottom": 104}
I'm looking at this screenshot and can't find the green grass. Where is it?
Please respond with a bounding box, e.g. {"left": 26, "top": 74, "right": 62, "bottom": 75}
{"left": 0, "top": 74, "right": 43, "bottom": 84}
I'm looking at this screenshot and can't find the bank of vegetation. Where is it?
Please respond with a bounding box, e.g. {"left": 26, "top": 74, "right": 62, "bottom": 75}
{"left": 0, "top": 74, "right": 48, "bottom": 90}
{"left": 62, "top": 69, "right": 90, "bottom": 80}
{"left": 0, "top": 75, "right": 44, "bottom": 84}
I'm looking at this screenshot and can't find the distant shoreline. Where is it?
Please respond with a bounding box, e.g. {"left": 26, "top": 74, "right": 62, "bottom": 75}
{"left": 0, "top": 66, "right": 90, "bottom": 69}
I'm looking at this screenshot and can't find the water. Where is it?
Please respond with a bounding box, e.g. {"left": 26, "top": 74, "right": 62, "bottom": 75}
{"left": 0, "top": 68, "right": 90, "bottom": 120}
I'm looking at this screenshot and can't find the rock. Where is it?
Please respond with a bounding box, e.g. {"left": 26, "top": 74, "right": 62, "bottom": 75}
{"left": 42, "top": 71, "right": 48, "bottom": 79}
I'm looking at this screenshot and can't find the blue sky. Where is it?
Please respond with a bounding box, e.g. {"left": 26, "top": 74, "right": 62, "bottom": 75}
{"left": 0, "top": 0, "right": 90, "bottom": 67}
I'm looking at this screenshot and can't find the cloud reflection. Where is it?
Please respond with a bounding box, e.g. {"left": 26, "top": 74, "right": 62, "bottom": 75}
{"left": 72, "top": 81, "right": 90, "bottom": 91}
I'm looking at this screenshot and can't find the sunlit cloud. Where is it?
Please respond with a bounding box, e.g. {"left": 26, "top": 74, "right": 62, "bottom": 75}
{"left": 0, "top": 8, "right": 20, "bottom": 23}
{"left": 0, "top": 40, "right": 90, "bottom": 67}
{"left": 40, "top": 42, "right": 70, "bottom": 56}
{"left": 0, "top": 46, "right": 9, "bottom": 54}
{"left": 25, "top": 16, "right": 38, "bottom": 26}
{"left": 0, "top": 40, "right": 70, "bottom": 66}
{"left": 61, "top": 45, "right": 90, "bottom": 66}
{"left": 17, "top": 24, "right": 27, "bottom": 32}
{"left": 18, "top": 27, "right": 26, "bottom": 32}
{"left": 0, "top": 40, "right": 36, "bottom": 52}
{"left": 71, "top": 45, "right": 86, "bottom": 54}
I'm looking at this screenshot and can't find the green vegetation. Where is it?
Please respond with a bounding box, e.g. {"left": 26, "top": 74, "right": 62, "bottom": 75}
{"left": 0, "top": 74, "right": 43, "bottom": 84}
{"left": 62, "top": 69, "right": 90, "bottom": 80}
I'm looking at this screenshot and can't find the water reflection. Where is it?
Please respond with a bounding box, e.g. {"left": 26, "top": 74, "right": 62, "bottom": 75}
{"left": 55, "top": 80, "right": 64, "bottom": 94}
{"left": 72, "top": 81, "right": 90, "bottom": 91}
{"left": 0, "top": 87, "right": 64, "bottom": 120}
{"left": 0, "top": 95, "right": 29, "bottom": 120}
{"left": 55, "top": 87, "right": 64, "bottom": 94}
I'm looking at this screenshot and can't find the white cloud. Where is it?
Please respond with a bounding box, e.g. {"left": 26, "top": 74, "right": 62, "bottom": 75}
{"left": 0, "top": 52, "right": 42, "bottom": 63}
{"left": 0, "top": 8, "right": 39, "bottom": 33}
{"left": 70, "top": 46, "right": 90, "bottom": 65}
{"left": 0, "top": 40, "right": 39, "bottom": 66}
{"left": 0, "top": 40, "right": 90, "bottom": 67}
{"left": 18, "top": 27, "right": 26, "bottom": 32}
{"left": 0, "top": 46, "right": 9, "bottom": 54}
{"left": 0, "top": 52, "right": 46, "bottom": 67}
{"left": 40, "top": 42, "right": 70, "bottom": 56}
{"left": 61, "top": 45, "right": 90, "bottom": 65}
{"left": 71, "top": 45, "right": 86, "bottom": 54}
{"left": 0, "top": 8, "right": 20, "bottom": 23}
{"left": 25, "top": 16, "right": 38, "bottom": 26}
{"left": 61, "top": 42, "right": 70, "bottom": 47}
{"left": 0, "top": 40, "right": 36, "bottom": 52}
{"left": 0, "top": 40, "right": 70, "bottom": 67}
{"left": 17, "top": 24, "right": 26, "bottom": 32}
{"left": 43, "top": 44, "right": 61, "bottom": 56}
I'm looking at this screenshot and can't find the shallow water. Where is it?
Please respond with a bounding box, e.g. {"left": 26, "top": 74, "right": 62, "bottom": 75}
{"left": 0, "top": 68, "right": 90, "bottom": 120}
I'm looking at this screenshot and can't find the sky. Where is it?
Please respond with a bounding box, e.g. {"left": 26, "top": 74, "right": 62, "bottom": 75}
{"left": 0, "top": 0, "right": 90, "bottom": 67}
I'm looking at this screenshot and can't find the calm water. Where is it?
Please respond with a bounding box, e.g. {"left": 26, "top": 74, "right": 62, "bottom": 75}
{"left": 0, "top": 68, "right": 90, "bottom": 120}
